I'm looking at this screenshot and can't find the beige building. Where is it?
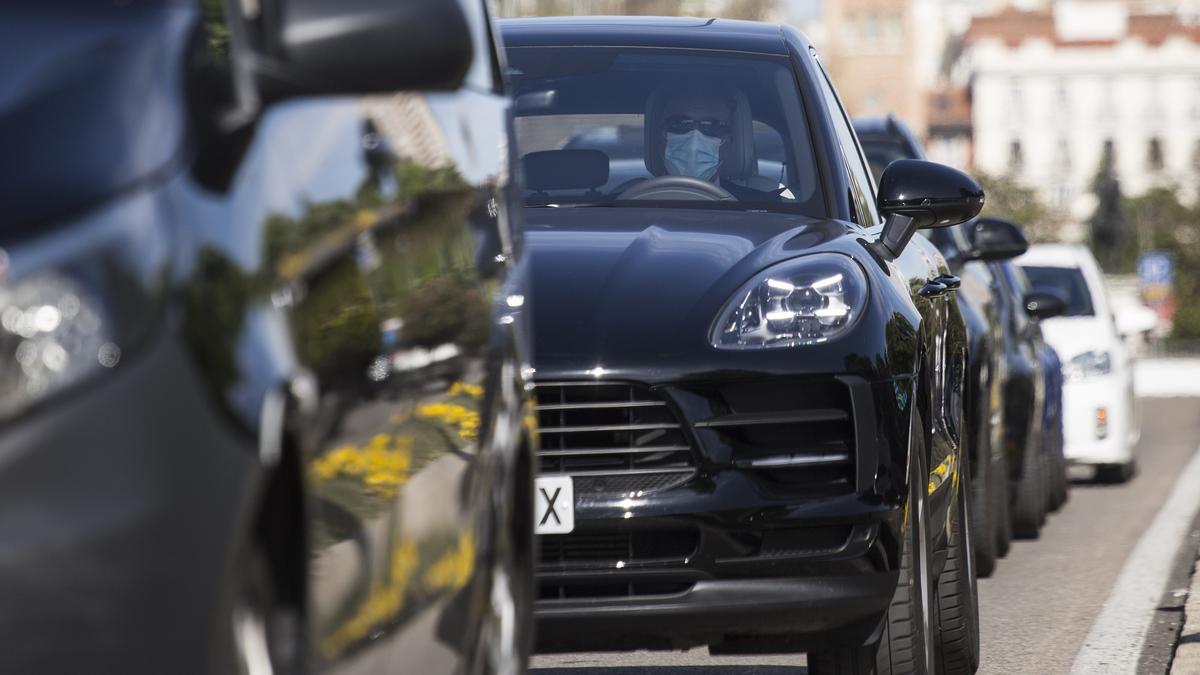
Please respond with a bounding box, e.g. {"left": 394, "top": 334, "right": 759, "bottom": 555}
{"left": 818, "top": 0, "right": 926, "bottom": 133}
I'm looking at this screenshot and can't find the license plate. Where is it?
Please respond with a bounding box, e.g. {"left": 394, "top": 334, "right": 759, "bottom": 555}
{"left": 535, "top": 475, "right": 574, "bottom": 535}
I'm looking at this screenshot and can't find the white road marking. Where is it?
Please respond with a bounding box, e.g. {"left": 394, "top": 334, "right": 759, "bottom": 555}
{"left": 1070, "top": 445, "right": 1200, "bottom": 674}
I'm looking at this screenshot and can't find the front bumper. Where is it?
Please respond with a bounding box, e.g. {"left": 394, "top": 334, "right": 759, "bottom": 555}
{"left": 1062, "top": 376, "right": 1133, "bottom": 465}
{"left": 537, "top": 570, "right": 897, "bottom": 652}
{"left": 0, "top": 336, "right": 258, "bottom": 674}
{"left": 533, "top": 372, "right": 912, "bottom": 652}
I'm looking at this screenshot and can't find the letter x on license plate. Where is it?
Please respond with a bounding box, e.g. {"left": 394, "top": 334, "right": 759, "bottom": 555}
{"left": 535, "top": 475, "right": 574, "bottom": 535}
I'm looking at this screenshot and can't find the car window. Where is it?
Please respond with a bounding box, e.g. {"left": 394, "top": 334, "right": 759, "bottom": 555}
{"left": 506, "top": 47, "right": 824, "bottom": 215}
{"left": 811, "top": 62, "right": 880, "bottom": 225}
{"left": 858, "top": 137, "right": 911, "bottom": 185}
{"left": 1021, "top": 265, "right": 1096, "bottom": 317}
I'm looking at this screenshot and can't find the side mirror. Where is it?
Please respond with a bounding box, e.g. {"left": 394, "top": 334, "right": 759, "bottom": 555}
{"left": 965, "top": 217, "right": 1029, "bottom": 261}
{"left": 1114, "top": 304, "right": 1159, "bottom": 337}
{"left": 876, "top": 159, "right": 985, "bottom": 258}
{"left": 256, "top": 0, "right": 476, "bottom": 99}
{"left": 1024, "top": 289, "right": 1068, "bottom": 320}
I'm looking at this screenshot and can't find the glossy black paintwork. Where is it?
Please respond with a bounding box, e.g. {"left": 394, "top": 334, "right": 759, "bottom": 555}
{"left": 508, "top": 18, "right": 968, "bottom": 652}
{"left": 877, "top": 159, "right": 985, "bottom": 230}
{"left": 501, "top": 16, "right": 791, "bottom": 54}
{"left": 969, "top": 217, "right": 1030, "bottom": 261}
{"left": 0, "top": 3, "right": 530, "bottom": 673}
{"left": 855, "top": 116, "right": 1017, "bottom": 507}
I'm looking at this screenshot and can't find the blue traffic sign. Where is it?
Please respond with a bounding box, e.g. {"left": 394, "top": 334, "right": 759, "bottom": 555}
{"left": 1138, "top": 251, "right": 1173, "bottom": 286}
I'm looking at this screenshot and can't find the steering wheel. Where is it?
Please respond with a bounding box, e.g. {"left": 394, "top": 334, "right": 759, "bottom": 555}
{"left": 616, "top": 176, "right": 736, "bottom": 201}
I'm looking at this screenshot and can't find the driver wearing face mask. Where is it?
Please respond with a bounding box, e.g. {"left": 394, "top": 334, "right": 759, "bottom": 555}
{"left": 651, "top": 85, "right": 785, "bottom": 202}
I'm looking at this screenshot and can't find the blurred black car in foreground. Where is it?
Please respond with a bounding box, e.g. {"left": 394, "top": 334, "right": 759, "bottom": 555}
{"left": 1, "top": 2, "right": 533, "bottom": 673}
{"left": 504, "top": 17, "right": 981, "bottom": 674}
{"left": 854, "top": 116, "right": 1069, "bottom": 555}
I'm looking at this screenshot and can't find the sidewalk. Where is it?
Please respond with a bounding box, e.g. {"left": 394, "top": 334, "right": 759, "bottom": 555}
{"left": 1174, "top": 552, "right": 1200, "bottom": 673}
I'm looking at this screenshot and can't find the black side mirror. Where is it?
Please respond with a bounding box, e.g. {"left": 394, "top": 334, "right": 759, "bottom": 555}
{"left": 876, "top": 159, "right": 985, "bottom": 258}
{"left": 1024, "top": 288, "right": 1067, "bottom": 320}
{"left": 965, "top": 217, "right": 1029, "bottom": 261}
{"left": 256, "top": 0, "right": 477, "bottom": 99}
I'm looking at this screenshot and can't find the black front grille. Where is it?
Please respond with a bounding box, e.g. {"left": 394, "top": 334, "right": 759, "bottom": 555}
{"left": 686, "top": 378, "right": 857, "bottom": 492}
{"left": 535, "top": 382, "right": 696, "bottom": 494}
{"left": 538, "top": 581, "right": 694, "bottom": 601}
{"left": 539, "top": 529, "right": 699, "bottom": 567}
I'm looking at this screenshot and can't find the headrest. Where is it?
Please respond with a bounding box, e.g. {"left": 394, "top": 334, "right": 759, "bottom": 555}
{"left": 521, "top": 150, "right": 610, "bottom": 191}
{"left": 643, "top": 85, "right": 757, "bottom": 179}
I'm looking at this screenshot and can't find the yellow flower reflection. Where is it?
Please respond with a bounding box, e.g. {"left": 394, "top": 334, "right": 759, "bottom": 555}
{"left": 448, "top": 381, "right": 484, "bottom": 399}
{"left": 311, "top": 434, "right": 413, "bottom": 498}
{"left": 422, "top": 531, "right": 476, "bottom": 592}
{"left": 416, "top": 402, "right": 480, "bottom": 440}
{"left": 321, "top": 539, "right": 419, "bottom": 658}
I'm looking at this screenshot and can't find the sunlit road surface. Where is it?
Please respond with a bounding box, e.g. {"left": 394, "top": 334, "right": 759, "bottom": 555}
{"left": 530, "top": 396, "right": 1200, "bottom": 675}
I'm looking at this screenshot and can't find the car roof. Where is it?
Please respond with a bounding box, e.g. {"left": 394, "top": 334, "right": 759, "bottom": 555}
{"left": 499, "top": 16, "right": 791, "bottom": 56}
{"left": 1016, "top": 243, "right": 1096, "bottom": 268}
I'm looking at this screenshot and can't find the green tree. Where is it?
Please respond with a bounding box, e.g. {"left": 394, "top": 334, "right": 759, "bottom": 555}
{"left": 1088, "top": 144, "right": 1132, "bottom": 272}
{"left": 973, "top": 172, "right": 1062, "bottom": 243}
{"left": 1124, "top": 187, "right": 1200, "bottom": 342}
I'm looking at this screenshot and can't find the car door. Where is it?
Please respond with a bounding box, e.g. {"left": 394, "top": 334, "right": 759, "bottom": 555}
{"left": 180, "top": 3, "right": 523, "bottom": 673}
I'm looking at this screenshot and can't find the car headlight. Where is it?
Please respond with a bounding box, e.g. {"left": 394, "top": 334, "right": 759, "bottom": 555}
{"left": 711, "top": 254, "right": 867, "bottom": 350}
{"left": 0, "top": 272, "right": 120, "bottom": 418}
{"left": 1064, "top": 350, "right": 1111, "bottom": 381}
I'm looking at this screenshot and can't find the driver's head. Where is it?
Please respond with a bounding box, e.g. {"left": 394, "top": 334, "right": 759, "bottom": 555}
{"left": 655, "top": 86, "right": 735, "bottom": 182}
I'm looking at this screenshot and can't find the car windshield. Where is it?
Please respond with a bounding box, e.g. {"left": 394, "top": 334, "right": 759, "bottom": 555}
{"left": 1021, "top": 265, "right": 1096, "bottom": 317}
{"left": 506, "top": 46, "right": 825, "bottom": 216}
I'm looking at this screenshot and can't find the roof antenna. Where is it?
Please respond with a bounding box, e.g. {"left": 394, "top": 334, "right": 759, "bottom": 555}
{"left": 703, "top": 18, "right": 716, "bottom": 26}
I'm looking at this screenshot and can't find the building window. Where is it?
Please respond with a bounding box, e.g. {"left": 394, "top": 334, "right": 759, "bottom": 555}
{"left": 1055, "top": 138, "right": 1071, "bottom": 172}
{"left": 1009, "top": 140, "right": 1024, "bottom": 173}
{"left": 1147, "top": 137, "right": 1164, "bottom": 171}
{"left": 1008, "top": 80, "right": 1023, "bottom": 127}
{"left": 1054, "top": 184, "right": 1072, "bottom": 211}
{"left": 1055, "top": 80, "right": 1070, "bottom": 128}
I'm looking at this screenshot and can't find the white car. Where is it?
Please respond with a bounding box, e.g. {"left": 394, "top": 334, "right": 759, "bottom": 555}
{"left": 1017, "top": 244, "right": 1139, "bottom": 482}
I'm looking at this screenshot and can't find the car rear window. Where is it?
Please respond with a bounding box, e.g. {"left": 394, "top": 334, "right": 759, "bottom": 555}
{"left": 1021, "top": 265, "right": 1096, "bottom": 317}
{"left": 506, "top": 46, "right": 825, "bottom": 216}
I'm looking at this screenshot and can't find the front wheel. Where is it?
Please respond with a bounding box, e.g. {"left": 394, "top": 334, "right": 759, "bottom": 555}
{"left": 218, "top": 544, "right": 302, "bottom": 675}
{"left": 970, "top": 417, "right": 997, "bottom": 578}
{"left": 809, "top": 408, "right": 935, "bottom": 675}
{"left": 1095, "top": 461, "right": 1135, "bottom": 484}
{"left": 935, "top": 457, "right": 981, "bottom": 674}
{"left": 1011, "top": 434, "right": 1046, "bottom": 539}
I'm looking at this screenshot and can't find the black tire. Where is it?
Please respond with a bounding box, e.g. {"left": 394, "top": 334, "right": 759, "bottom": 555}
{"left": 468, "top": 449, "right": 534, "bottom": 675}
{"left": 993, "top": 450, "right": 1012, "bottom": 558}
{"left": 935, "top": 457, "right": 981, "bottom": 674}
{"left": 1048, "top": 435, "right": 1068, "bottom": 511}
{"left": 970, "top": 415, "right": 997, "bottom": 578}
{"left": 809, "top": 409, "right": 935, "bottom": 675}
{"left": 1095, "top": 461, "right": 1134, "bottom": 484}
{"left": 216, "top": 544, "right": 302, "bottom": 675}
{"left": 1054, "top": 441, "right": 1069, "bottom": 507}
{"left": 1010, "top": 433, "right": 1045, "bottom": 539}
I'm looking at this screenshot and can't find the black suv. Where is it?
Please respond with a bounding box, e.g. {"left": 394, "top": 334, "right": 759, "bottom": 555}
{"left": 2, "top": 2, "right": 532, "bottom": 673}
{"left": 505, "top": 17, "right": 981, "bottom": 674}
{"left": 855, "top": 116, "right": 1068, "bottom": 553}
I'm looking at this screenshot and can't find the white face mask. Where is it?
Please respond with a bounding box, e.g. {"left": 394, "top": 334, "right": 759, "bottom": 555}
{"left": 664, "top": 129, "right": 722, "bottom": 181}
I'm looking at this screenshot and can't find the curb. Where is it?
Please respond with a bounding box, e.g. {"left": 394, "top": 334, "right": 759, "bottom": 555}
{"left": 1173, "top": 549, "right": 1200, "bottom": 672}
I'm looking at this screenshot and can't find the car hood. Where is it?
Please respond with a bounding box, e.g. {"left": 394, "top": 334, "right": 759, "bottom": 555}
{"left": 525, "top": 207, "right": 854, "bottom": 370}
{"left": 1040, "top": 316, "right": 1117, "bottom": 359}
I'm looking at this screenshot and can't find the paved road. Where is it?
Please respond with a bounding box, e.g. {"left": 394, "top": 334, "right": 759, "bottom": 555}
{"left": 531, "top": 397, "right": 1200, "bottom": 675}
